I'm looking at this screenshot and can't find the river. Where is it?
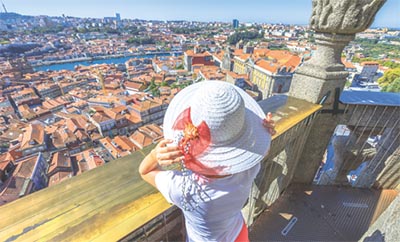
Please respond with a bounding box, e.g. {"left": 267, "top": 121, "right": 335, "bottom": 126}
{"left": 33, "top": 52, "right": 181, "bottom": 72}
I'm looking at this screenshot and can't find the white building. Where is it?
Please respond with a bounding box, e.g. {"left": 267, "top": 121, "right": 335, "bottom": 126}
{"left": 360, "top": 61, "right": 379, "bottom": 83}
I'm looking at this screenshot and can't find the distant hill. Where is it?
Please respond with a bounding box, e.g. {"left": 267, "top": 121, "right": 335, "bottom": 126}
{"left": 0, "top": 12, "right": 33, "bottom": 21}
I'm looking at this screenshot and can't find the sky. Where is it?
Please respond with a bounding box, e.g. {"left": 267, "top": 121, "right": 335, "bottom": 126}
{"left": 2, "top": 0, "right": 399, "bottom": 28}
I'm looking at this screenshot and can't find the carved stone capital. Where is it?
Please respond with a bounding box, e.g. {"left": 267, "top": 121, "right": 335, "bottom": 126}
{"left": 310, "top": 0, "right": 386, "bottom": 34}
{"left": 290, "top": 0, "right": 386, "bottom": 103}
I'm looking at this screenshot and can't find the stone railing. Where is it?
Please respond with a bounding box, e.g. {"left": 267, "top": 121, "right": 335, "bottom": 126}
{"left": 244, "top": 95, "right": 321, "bottom": 225}
{"left": 0, "top": 95, "right": 321, "bottom": 241}
{"left": 0, "top": 144, "right": 172, "bottom": 241}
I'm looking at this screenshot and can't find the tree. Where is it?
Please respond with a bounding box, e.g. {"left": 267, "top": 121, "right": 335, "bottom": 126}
{"left": 175, "top": 63, "right": 184, "bottom": 70}
{"left": 170, "top": 83, "right": 178, "bottom": 89}
{"left": 151, "top": 88, "right": 160, "bottom": 97}
{"left": 149, "top": 77, "right": 157, "bottom": 89}
{"left": 381, "top": 77, "right": 400, "bottom": 92}
{"left": 351, "top": 57, "right": 400, "bottom": 69}
{"left": 105, "top": 28, "right": 120, "bottom": 35}
{"left": 126, "top": 37, "right": 155, "bottom": 45}
{"left": 170, "top": 27, "right": 202, "bottom": 34}
{"left": 378, "top": 68, "right": 400, "bottom": 93}
{"left": 227, "top": 31, "right": 263, "bottom": 45}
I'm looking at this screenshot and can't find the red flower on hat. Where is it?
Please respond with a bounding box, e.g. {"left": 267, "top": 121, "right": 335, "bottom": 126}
{"left": 172, "top": 107, "right": 211, "bottom": 168}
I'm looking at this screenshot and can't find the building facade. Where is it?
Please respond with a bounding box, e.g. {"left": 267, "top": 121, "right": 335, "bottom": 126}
{"left": 233, "top": 19, "right": 239, "bottom": 29}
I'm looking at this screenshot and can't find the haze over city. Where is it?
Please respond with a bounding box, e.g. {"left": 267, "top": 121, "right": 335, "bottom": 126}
{"left": 3, "top": 0, "right": 400, "bottom": 27}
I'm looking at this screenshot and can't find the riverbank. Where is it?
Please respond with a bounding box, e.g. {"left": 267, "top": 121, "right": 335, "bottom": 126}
{"left": 33, "top": 52, "right": 182, "bottom": 72}
{"left": 31, "top": 51, "right": 182, "bottom": 67}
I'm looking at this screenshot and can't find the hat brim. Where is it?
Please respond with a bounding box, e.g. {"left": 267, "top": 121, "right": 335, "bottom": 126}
{"left": 163, "top": 81, "right": 271, "bottom": 175}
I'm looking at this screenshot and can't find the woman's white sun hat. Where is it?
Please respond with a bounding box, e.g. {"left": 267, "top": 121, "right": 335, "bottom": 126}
{"left": 163, "top": 80, "right": 271, "bottom": 175}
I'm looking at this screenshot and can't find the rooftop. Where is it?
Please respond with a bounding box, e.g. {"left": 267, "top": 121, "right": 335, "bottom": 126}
{"left": 340, "top": 90, "right": 400, "bottom": 106}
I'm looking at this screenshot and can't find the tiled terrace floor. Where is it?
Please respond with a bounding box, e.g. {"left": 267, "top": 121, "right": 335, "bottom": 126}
{"left": 249, "top": 184, "right": 398, "bottom": 242}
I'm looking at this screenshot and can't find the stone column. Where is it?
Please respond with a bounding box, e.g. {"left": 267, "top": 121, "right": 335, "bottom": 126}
{"left": 290, "top": 0, "right": 386, "bottom": 183}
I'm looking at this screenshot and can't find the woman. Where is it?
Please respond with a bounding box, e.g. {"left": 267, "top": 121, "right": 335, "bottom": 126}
{"left": 139, "top": 81, "right": 275, "bottom": 242}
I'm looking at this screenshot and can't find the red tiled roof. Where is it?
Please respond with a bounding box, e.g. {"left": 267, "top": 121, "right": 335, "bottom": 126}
{"left": 48, "top": 171, "right": 73, "bottom": 187}
{"left": 361, "top": 61, "right": 379, "bottom": 66}
{"left": 341, "top": 58, "right": 356, "bottom": 69}
{"left": 48, "top": 151, "right": 73, "bottom": 175}
{"left": 13, "top": 155, "right": 39, "bottom": 179}
{"left": 138, "top": 124, "right": 163, "bottom": 140}
{"left": 113, "top": 136, "right": 138, "bottom": 152}
{"left": 129, "top": 130, "right": 153, "bottom": 149}
{"left": 19, "top": 123, "right": 45, "bottom": 150}
{"left": 0, "top": 176, "right": 26, "bottom": 206}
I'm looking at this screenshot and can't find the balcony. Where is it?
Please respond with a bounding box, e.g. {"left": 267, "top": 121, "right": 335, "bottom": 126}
{"left": 1, "top": 90, "right": 399, "bottom": 241}
{"left": 0, "top": 95, "right": 322, "bottom": 241}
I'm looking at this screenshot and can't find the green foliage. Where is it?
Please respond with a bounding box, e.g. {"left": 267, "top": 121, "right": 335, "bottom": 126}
{"left": 180, "top": 82, "right": 191, "bottom": 89}
{"left": 227, "top": 31, "right": 263, "bottom": 45}
{"left": 378, "top": 68, "right": 400, "bottom": 93}
{"left": 73, "top": 26, "right": 101, "bottom": 33}
{"left": 351, "top": 57, "right": 400, "bottom": 69}
{"left": 268, "top": 45, "right": 289, "bottom": 51}
{"left": 382, "top": 61, "right": 400, "bottom": 69}
{"left": 148, "top": 77, "right": 161, "bottom": 96}
{"left": 125, "top": 26, "right": 145, "bottom": 36}
{"left": 0, "top": 39, "right": 10, "bottom": 44}
{"left": 149, "top": 78, "right": 156, "bottom": 89}
{"left": 170, "top": 27, "right": 202, "bottom": 34}
{"left": 207, "top": 31, "right": 218, "bottom": 38}
{"left": 151, "top": 88, "right": 160, "bottom": 97}
{"left": 356, "top": 38, "right": 378, "bottom": 45}
{"left": 104, "top": 28, "right": 120, "bottom": 35}
{"left": 381, "top": 77, "right": 400, "bottom": 92}
{"left": 30, "top": 25, "right": 64, "bottom": 34}
{"left": 88, "top": 109, "right": 96, "bottom": 116}
{"left": 156, "top": 41, "right": 166, "bottom": 46}
{"left": 175, "top": 64, "right": 184, "bottom": 70}
{"left": 351, "top": 56, "right": 373, "bottom": 63}
{"left": 308, "top": 35, "right": 315, "bottom": 43}
{"left": 353, "top": 38, "right": 400, "bottom": 59}
{"left": 126, "top": 37, "right": 155, "bottom": 45}
{"left": 170, "top": 83, "right": 178, "bottom": 89}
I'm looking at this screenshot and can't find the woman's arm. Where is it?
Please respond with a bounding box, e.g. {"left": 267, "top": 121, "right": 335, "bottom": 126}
{"left": 139, "top": 139, "right": 183, "bottom": 188}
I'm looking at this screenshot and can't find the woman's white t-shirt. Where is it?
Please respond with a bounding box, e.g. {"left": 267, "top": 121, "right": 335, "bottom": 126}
{"left": 155, "top": 163, "right": 260, "bottom": 242}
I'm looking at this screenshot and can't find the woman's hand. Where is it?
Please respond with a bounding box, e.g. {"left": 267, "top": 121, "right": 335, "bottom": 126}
{"left": 152, "top": 139, "right": 184, "bottom": 166}
{"left": 263, "top": 112, "right": 276, "bottom": 136}
{"left": 139, "top": 139, "right": 183, "bottom": 188}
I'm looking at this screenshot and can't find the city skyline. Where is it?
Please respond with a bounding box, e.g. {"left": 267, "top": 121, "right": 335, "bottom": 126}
{"left": 2, "top": 0, "right": 399, "bottom": 28}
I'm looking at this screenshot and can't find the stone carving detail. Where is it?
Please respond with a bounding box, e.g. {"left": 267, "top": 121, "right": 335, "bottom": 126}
{"left": 310, "top": 0, "right": 386, "bottom": 34}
